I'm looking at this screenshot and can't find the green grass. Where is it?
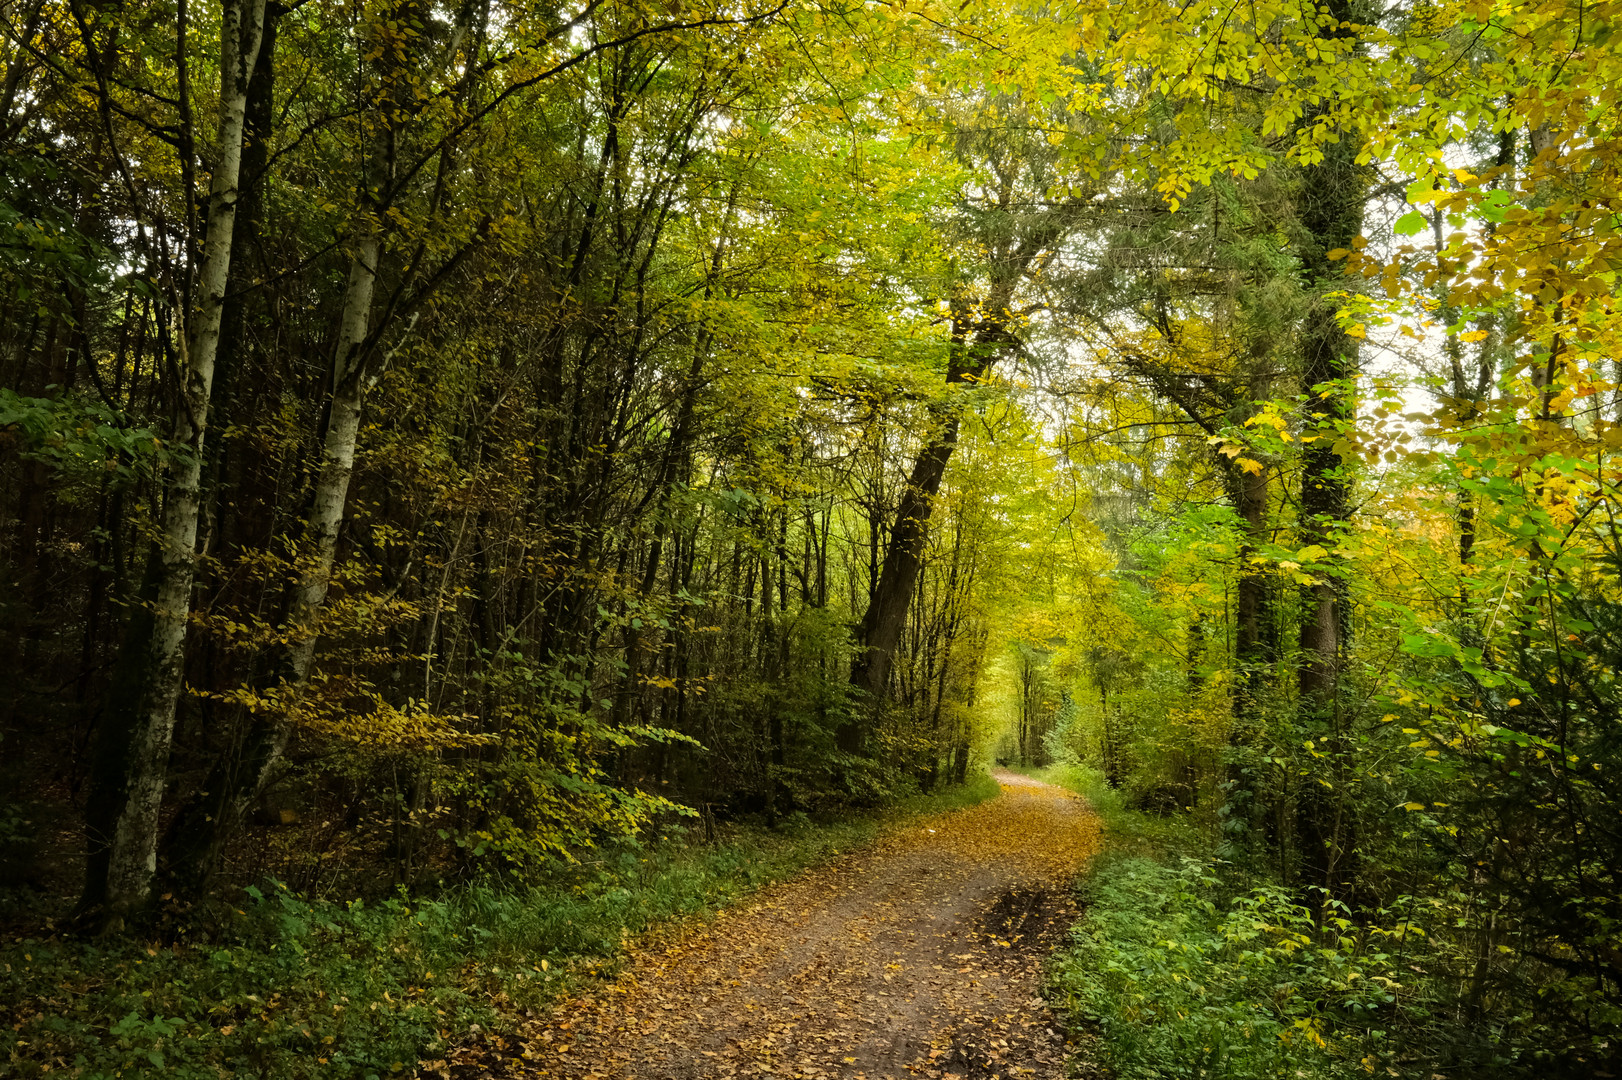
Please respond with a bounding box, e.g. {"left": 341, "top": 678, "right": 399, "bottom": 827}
{"left": 1, "top": 775, "right": 1000, "bottom": 1080}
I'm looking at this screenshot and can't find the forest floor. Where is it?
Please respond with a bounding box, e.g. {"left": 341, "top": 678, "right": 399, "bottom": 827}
{"left": 442, "top": 772, "right": 1105, "bottom": 1080}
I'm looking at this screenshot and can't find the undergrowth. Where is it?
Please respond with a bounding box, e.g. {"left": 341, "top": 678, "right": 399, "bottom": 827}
{"left": 1029, "top": 764, "right": 1382, "bottom": 1078}
{"left": 1028, "top": 763, "right": 1530, "bottom": 1079}
{"left": 1053, "top": 854, "right": 1400, "bottom": 1079}
{"left": 1, "top": 773, "right": 999, "bottom": 1079}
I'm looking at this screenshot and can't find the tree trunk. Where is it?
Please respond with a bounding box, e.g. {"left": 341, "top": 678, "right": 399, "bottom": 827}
{"left": 161, "top": 0, "right": 485, "bottom": 888}
{"left": 1295, "top": 0, "right": 1365, "bottom": 710}
{"left": 1450, "top": 127, "right": 1513, "bottom": 582}
{"left": 848, "top": 283, "right": 1022, "bottom": 727}
{"left": 161, "top": 228, "right": 380, "bottom": 892}
{"left": 79, "top": 0, "right": 268, "bottom": 931}
{"left": 1293, "top": 0, "right": 1367, "bottom": 899}
{"left": 1228, "top": 454, "right": 1275, "bottom": 695}
{"left": 849, "top": 418, "right": 960, "bottom": 709}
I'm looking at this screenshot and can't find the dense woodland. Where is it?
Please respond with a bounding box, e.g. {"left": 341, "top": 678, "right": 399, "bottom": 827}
{"left": 5, "top": 0, "right": 1622, "bottom": 1074}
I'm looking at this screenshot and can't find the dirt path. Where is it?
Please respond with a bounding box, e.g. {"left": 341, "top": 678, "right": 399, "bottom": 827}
{"left": 461, "top": 771, "right": 1102, "bottom": 1080}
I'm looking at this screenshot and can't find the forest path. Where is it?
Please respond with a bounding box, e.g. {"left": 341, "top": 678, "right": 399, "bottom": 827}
{"left": 465, "top": 771, "right": 1103, "bottom": 1080}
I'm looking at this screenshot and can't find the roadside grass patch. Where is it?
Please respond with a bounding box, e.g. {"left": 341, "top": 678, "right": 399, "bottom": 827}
{"left": 1025, "top": 764, "right": 1410, "bottom": 1079}
{"left": 1051, "top": 853, "right": 1400, "bottom": 1080}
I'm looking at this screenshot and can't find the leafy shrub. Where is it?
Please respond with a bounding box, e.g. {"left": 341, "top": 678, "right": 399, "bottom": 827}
{"left": 1053, "top": 855, "right": 1400, "bottom": 1080}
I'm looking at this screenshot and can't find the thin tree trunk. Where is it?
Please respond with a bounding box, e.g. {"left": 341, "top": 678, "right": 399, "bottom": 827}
{"left": 849, "top": 417, "right": 960, "bottom": 710}
{"left": 848, "top": 282, "right": 1024, "bottom": 723}
{"left": 80, "top": 0, "right": 268, "bottom": 930}
{"left": 846, "top": 189, "right": 1074, "bottom": 725}
{"left": 161, "top": 229, "right": 380, "bottom": 891}
{"left": 162, "top": 0, "right": 504, "bottom": 886}
{"left": 1229, "top": 454, "right": 1274, "bottom": 694}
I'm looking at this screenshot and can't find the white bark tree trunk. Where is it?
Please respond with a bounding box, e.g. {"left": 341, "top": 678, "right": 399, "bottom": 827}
{"left": 83, "top": 0, "right": 268, "bottom": 931}
{"left": 157, "top": 0, "right": 414, "bottom": 882}
{"left": 168, "top": 223, "right": 384, "bottom": 876}
{"left": 288, "top": 235, "right": 380, "bottom": 680}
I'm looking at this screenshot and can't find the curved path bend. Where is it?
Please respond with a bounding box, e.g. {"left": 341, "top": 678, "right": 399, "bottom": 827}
{"left": 462, "top": 771, "right": 1102, "bottom": 1080}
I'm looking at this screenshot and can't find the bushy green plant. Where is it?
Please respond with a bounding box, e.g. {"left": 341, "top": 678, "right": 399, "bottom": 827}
{"left": 1053, "top": 855, "right": 1401, "bottom": 1080}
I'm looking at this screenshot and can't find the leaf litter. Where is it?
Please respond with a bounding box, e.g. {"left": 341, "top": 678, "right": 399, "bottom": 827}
{"left": 442, "top": 771, "right": 1104, "bottom": 1080}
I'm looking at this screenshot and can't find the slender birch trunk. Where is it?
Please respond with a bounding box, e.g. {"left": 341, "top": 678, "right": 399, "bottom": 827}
{"left": 289, "top": 235, "right": 382, "bottom": 679}
{"left": 163, "top": 0, "right": 483, "bottom": 885}
{"left": 161, "top": 227, "right": 382, "bottom": 890}
{"left": 80, "top": 0, "right": 268, "bottom": 930}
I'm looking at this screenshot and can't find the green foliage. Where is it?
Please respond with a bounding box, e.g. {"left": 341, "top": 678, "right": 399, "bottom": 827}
{"left": 0, "top": 389, "right": 182, "bottom": 485}
{"left": 0, "top": 151, "right": 113, "bottom": 300}
{"left": 5, "top": 885, "right": 484, "bottom": 1080}
{"left": 10, "top": 0, "right": 1622, "bottom": 1073}
{"left": 1054, "top": 855, "right": 1401, "bottom": 1080}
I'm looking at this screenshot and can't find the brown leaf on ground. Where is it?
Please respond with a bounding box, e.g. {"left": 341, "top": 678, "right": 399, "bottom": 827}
{"left": 448, "top": 771, "right": 1105, "bottom": 1080}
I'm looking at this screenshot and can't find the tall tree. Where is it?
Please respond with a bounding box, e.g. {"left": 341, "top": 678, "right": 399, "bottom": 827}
{"left": 1290, "top": 0, "right": 1369, "bottom": 899}
{"left": 850, "top": 111, "right": 1083, "bottom": 713}
{"left": 80, "top": 0, "right": 269, "bottom": 930}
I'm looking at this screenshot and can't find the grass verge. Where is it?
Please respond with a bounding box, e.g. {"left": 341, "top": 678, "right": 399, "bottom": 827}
{"left": 1, "top": 774, "right": 1000, "bottom": 1080}
{"left": 1021, "top": 764, "right": 1413, "bottom": 1079}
